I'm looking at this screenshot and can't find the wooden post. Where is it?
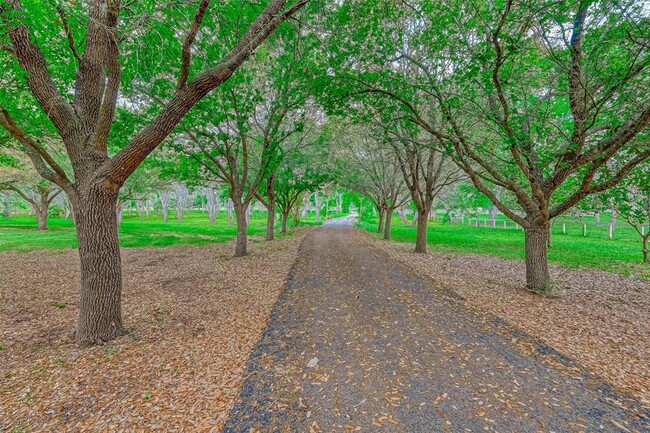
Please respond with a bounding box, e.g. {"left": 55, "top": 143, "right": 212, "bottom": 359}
{"left": 562, "top": 223, "right": 566, "bottom": 234}
{"left": 583, "top": 224, "right": 587, "bottom": 237}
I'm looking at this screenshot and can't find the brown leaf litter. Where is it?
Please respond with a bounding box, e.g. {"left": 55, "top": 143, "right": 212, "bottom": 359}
{"left": 366, "top": 233, "right": 650, "bottom": 407}
{"left": 0, "top": 229, "right": 310, "bottom": 432}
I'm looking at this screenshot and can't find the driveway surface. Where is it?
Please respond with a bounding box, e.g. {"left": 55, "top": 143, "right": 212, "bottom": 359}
{"left": 223, "top": 222, "right": 649, "bottom": 432}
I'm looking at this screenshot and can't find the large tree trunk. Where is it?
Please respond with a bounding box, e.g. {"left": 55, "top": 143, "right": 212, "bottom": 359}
{"left": 377, "top": 207, "right": 385, "bottom": 233}
{"left": 265, "top": 200, "right": 275, "bottom": 241}
{"left": 234, "top": 203, "right": 248, "bottom": 257}
{"left": 281, "top": 211, "right": 289, "bottom": 233}
{"left": 383, "top": 208, "right": 393, "bottom": 240}
{"left": 414, "top": 208, "right": 429, "bottom": 253}
{"left": 73, "top": 187, "right": 127, "bottom": 347}
{"left": 36, "top": 207, "right": 47, "bottom": 230}
{"left": 524, "top": 223, "right": 550, "bottom": 292}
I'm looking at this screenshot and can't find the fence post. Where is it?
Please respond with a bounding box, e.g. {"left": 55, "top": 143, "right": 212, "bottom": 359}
{"left": 609, "top": 224, "right": 613, "bottom": 239}
{"left": 503, "top": 221, "right": 507, "bottom": 229}
{"left": 562, "top": 223, "right": 566, "bottom": 234}
{"left": 583, "top": 224, "right": 587, "bottom": 237}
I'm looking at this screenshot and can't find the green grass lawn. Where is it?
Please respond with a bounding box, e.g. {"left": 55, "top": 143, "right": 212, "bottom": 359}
{"left": 359, "top": 216, "right": 650, "bottom": 279}
{"left": 0, "top": 210, "right": 326, "bottom": 252}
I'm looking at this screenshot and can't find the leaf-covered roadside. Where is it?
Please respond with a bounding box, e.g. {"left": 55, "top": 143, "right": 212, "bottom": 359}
{"left": 367, "top": 234, "right": 650, "bottom": 406}
{"left": 0, "top": 229, "right": 310, "bottom": 432}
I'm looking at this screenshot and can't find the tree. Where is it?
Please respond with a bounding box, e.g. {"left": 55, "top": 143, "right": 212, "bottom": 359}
{"left": 320, "top": 0, "right": 649, "bottom": 291}
{"left": 383, "top": 121, "right": 462, "bottom": 252}
{"left": 275, "top": 143, "right": 332, "bottom": 232}
{"left": 0, "top": 0, "right": 310, "bottom": 346}
{"left": 247, "top": 27, "right": 314, "bottom": 241}
{"left": 336, "top": 122, "right": 409, "bottom": 240}
{"left": 0, "top": 151, "right": 61, "bottom": 230}
{"left": 173, "top": 80, "right": 278, "bottom": 257}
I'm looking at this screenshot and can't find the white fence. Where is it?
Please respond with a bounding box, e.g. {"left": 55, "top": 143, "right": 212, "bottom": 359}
{"left": 456, "top": 217, "right": 647, "bottom": 239}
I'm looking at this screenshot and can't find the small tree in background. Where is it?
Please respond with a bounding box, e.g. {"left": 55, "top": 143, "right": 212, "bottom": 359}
{"left": 0, "top": 151, "right": 61, "bottom": 230}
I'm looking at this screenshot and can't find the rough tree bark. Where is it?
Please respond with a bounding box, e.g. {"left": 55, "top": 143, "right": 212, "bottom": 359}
{"left": 281, "top": 210, "right": 289, "bottom": 233}
{"left": 414, "top": 208, "right": 429, "bottom": 253}
{"left": 383, "top": 208, "right": 393, "bottom": 240}
{"left": 233, "top": 202, "right": 248, "bottom": 257}
{"left": 523, "top": 220, "right": 550, "bottom": 292}
{"left": 377, "top": 206, "right": 385, "bottom": 233}
{"left": 72, "top": 187, "right": 127, "bottom": 347}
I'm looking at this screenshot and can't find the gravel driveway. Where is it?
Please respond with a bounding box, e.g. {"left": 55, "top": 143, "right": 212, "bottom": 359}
{"left": 223, "top": 222, "right": 649, "bottom": 432}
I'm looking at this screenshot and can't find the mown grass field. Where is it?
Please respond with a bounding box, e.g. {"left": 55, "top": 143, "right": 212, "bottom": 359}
{"left": 3, "top": 210, "right": 647, "bottom": 278}
{"left": 358, "top": 214, "right": 650, "bottom": 279}
{"left": 0, "top": 210, "right": 329, "bottom": 252}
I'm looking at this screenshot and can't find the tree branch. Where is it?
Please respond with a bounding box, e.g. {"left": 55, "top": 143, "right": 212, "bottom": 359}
{"left": 178, "top": 0, "right": 211, "bottom": 89}
{"left": 104, "top": 0, "right": 310, "bottom": 186}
